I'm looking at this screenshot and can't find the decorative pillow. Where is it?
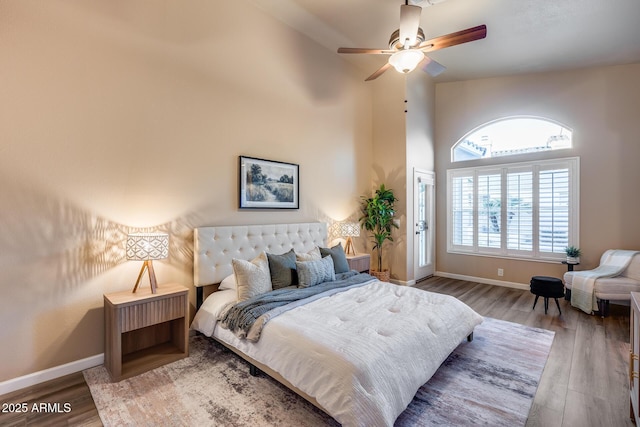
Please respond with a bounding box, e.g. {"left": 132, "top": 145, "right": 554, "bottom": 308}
{"left": 218, "top": 274, "right": 237, "bottom": 291}
{"left": 267, "top": 249, "right": 297, "bottom": 289}
{"left": 320, "top": 244, "right": 350, "bottom": 274}
{"left": 296, "top": 256, "right": 336, "bottom": 288}
{"left": 296, "top": 246, "right": 321, "bottom": 262}
{"left": 232, "top": 252, "right": 272, "bottom": 302}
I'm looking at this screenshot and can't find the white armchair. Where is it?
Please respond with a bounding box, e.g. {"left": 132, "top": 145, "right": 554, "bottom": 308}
{"left": 564, "top": 249, "right": 640, "bottom": 316}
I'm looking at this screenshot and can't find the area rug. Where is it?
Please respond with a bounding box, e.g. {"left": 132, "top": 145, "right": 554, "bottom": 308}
{"left": 84, "top": 317, "right": 554, "bottom": 426}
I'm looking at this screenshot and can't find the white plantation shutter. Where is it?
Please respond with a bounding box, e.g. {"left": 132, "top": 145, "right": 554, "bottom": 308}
{"left": 448, "top": 157, "right": 579, "bottom": 261}
{"left": 538, "top": 165, "right": 571, "bottom": 254}
{"left": 477, "top": 171, "right": 501, "bottom": 250}
{"left": 450, "top": 171, "right": 474, "bottom": 248}
{"left": 506, "top": 169, "right": 533, "bottom": 252}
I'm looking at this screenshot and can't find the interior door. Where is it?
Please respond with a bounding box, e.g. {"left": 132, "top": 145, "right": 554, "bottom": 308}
{"left": 414, "top": 170, "right": 435, "bottom": 280}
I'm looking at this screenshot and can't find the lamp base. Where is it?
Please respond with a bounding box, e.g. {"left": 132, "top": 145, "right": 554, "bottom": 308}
{"left": 344, "top": 237, "right": 357, "bottom": 256}
{"left": 132, "top": 260, "right": 158, "bottom": 294}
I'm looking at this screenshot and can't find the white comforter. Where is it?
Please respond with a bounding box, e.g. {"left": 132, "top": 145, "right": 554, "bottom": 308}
{"left": 192, "top": 280, "right": 483, "bottom": 427}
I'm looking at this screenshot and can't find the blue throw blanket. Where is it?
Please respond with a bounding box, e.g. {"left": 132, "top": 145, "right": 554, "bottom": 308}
{"left": 219, "top": 271, "right": 375, "bottom": 341}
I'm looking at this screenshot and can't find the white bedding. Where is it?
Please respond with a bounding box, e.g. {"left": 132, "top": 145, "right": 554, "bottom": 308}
{"left": 191, "top": 280, "right": 483, "bottom": 427}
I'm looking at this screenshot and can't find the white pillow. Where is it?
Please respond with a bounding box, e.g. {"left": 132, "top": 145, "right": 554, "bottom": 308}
{"left": 219, "top": 274, "right": 237, "bottom": 291}
{"left": 190, "top": 289, "right": 237, "bottom": 337}
{"left": 296, "top": 246, "right": 321, "bottom": 262}
{"left": 232, "top": 252, "right": 272, "bottom": 302}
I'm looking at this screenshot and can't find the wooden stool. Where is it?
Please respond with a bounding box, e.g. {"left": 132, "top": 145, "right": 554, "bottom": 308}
{"left": 530, "top": 276, "right": 565, "bottom": 315}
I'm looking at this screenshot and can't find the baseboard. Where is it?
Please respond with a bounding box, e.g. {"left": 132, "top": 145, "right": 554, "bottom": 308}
{"left": 390, "top": 278, "right": 416, "bottom": 286}
{"left": 434, "top": 271, "right": 529, "bottom": 291}
{"left": 0, "top": 353, "right": 104, "bottom": 396}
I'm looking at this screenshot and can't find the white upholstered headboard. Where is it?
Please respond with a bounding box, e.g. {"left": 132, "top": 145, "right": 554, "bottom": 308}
{"left": 193, "top": 222, "right": 327, "bottom": 287}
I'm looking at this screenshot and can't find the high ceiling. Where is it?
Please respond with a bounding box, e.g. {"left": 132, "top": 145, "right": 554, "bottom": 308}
{"left": 250, "top": 0, "right": 640, "bottom": 82}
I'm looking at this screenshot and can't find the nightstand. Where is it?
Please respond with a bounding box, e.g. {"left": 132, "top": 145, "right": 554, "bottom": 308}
{"left": 104, "top": 283, "right": 189, "bottom": 382}
{"left": 346, "top": 253, "right": 371, "bottom": 273}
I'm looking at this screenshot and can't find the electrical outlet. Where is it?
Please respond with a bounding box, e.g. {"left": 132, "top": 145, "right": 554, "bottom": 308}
{"left": 497, "top": 268, "right": 504, "bottom": 277}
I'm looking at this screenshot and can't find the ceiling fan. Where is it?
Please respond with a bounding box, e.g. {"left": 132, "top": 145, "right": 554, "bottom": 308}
{"left": 337, "top": 1, "right": 487, "bottom": 81}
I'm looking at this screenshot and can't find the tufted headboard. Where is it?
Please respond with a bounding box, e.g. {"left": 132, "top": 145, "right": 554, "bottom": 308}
{"left": 193, "top": 222, "right": 327, "bottom": 288}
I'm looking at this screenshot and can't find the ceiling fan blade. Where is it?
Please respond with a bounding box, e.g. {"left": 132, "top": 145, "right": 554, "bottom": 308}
{"left": 418, "top": 24, "right": 487, "bottom": 53}
{"left": 365, "top": 62, "right": 392, "bottom": 81}
{"left": 399, "top": 4, "right": 422, "bottom": 47}
{"left": 337, "top": 47, "right": 395, "bottom": 55}
{"left": 420, "top": 56, "right": 447, "bottom": 77}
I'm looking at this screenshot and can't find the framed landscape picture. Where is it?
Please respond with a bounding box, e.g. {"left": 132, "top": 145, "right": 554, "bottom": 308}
{"left": 239, "top": 156, "right": 299, "bottom": 209}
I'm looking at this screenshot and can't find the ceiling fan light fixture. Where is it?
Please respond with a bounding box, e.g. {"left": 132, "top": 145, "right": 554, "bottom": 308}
{"left": 388, "top": 49, "right": 424, "bottom": 74}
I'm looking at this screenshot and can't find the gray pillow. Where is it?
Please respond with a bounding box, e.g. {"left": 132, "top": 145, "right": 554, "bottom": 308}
{"left": 296, "top": 256, "right": 336, "bottom": 288}
{"left": 320, "top": 244, "right": 350, "bottom": 274}
{"left": 267, "top": 249, "right": 297, "bottom": 289}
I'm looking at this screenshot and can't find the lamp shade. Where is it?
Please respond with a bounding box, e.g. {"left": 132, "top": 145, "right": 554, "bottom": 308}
{"left": 126, "top": 233, "right": 169, "bottom": 261}
{"left": 388, "top": 49, "right": 424, "bottom": 74}
{"left": 339, "top": 222, "right": 360, "bottom": 237}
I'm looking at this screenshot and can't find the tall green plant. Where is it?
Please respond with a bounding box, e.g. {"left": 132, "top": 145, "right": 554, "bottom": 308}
{"left": 359, "top": 184, "right": 399, "bottom": 272}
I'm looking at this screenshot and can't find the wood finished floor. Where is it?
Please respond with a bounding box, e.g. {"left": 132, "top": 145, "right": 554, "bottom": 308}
{"left": 0, "top": 276, "right": 633, "bottom": 426}
{"left": 418, "top": 276, "right": 633, "bottom": 427}
{"left": 0, "top": 370, "right": 100, "bottom": 426}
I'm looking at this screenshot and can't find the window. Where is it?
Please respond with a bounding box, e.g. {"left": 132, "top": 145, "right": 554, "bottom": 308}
{"left": 452, "top": 117, "right": 572, "bottom": 162}
{"left": 447, "top": 157, "right": 579, "bottom": 261}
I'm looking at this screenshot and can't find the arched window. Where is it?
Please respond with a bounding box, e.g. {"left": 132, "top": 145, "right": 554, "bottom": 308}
{"left": 452, "top": 116, "right": 572, "bottom": 162}
{"left": 447, "top": 117, "right": 579, "bottom": 261}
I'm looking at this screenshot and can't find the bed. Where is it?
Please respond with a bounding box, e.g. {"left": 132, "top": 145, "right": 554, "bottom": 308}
{"left": 191, "top": 222, "right": 483, "bottom": 427}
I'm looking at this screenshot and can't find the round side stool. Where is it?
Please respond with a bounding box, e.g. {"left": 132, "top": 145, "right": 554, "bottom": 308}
{"left": 530, "top": 276, "right": 565, "bottom": 315}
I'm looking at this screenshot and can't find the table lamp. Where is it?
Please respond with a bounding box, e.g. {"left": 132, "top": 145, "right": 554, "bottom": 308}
{"left": 126, "top": 232, "right": 169, "bottom": 293}
{"left": 339, "top": 222, "right": 360, "bottom": 256}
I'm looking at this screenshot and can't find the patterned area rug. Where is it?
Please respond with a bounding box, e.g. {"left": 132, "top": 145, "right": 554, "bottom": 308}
{"left": 84, "top": 317, "right": 554, "bottom": 426}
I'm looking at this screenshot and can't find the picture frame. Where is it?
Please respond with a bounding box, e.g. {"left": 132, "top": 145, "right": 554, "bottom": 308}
{"left": 239, "top": 156, "right": 299, "bottom": 209}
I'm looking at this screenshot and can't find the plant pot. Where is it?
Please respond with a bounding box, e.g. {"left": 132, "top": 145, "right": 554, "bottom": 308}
{"left": 566, "top": 256, "right": 580, "bottom": 264}
{"left": 370, "top": 269, "right": 390, "bottom": 282}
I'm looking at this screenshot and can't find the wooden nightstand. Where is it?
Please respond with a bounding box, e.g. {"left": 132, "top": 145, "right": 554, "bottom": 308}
{"left": 104, "top": 283, "right": 189, "bottom": 382}
{"left": 346, "top": 254, "right": 371, "bottom": 273}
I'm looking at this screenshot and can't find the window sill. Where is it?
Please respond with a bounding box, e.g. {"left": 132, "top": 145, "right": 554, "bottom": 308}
{"left": 446, "top": 249, "right": 565, "bottom": 264}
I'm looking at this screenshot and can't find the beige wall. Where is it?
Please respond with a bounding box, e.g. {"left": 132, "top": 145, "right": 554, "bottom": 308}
{"left": 0, "top": 1, "right": 373, "bottom": 382}
{"left": 371, "top": 73, "right": 407, "bottom": 279}
{"left": 435, "top": 64, "right": 640, "bottom": 285}
{"left": 405, "top": 73, "right": 436, "bottom": 282}
{"left": 369, "top": 72, "right": 436, "bottom": 283}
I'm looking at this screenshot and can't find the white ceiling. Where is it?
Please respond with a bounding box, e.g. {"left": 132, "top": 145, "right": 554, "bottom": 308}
{"left": 250, "top": 0, "right": 640, "bottom": 82}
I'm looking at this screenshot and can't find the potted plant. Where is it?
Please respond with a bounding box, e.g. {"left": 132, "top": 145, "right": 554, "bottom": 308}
{"left": 565, "top": 246, "right": 582, "bottom": 264}
{"left": 359, "top": 184, "right": 399, "bottom": 282}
